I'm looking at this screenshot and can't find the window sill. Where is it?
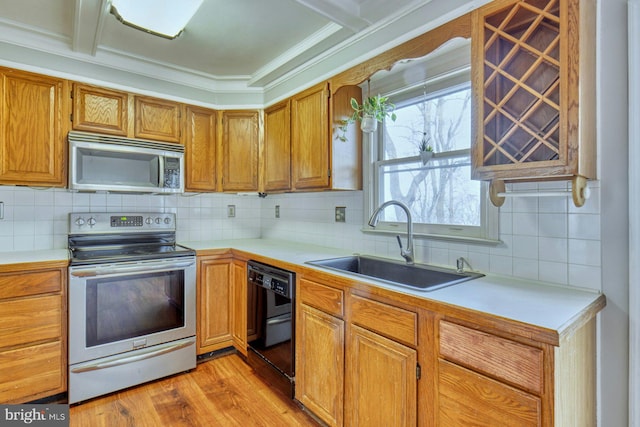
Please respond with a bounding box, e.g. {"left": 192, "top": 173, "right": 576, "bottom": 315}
{"left": 360, "top": 227, "right": 503, "bottom": 246}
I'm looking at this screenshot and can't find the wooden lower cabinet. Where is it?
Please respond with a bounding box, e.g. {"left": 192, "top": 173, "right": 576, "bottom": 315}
{"left": 296, "top": 278, "right": 345, "bottom": 427}
{"left": 0, "top": 263, "right": 67, "bottom": 403}
{"left": 297, "top": 304, "right": 344, "bottom": 427}
{"left": 295, "top": 272, "right": 600, "bottom": 427}
{"left": 346, "top": 324, "right": 417, "bottom": 427}
{"left": 231, "top": 260, "right": 247, "bottom": 355}
{"left": 197, "top": 256, "right": 233, "bottom": 354}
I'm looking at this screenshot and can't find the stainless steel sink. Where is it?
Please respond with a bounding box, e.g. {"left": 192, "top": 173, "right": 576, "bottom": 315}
{"left": 306, "top": 255, "right": 483, "bottom": 291}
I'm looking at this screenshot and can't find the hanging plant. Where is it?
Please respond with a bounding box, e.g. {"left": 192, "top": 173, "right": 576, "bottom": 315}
{"left": 337, "top": 80, "right": 397, "bottom": 141}
{"left": 419, "top": 132, "right": 434, "bottom": 165}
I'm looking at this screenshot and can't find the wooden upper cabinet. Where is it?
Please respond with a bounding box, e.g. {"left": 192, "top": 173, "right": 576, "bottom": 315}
{"left": 291, "top": 82, "right": 330, "bottom": 190}
{"left": 184, "top": 105, "right": 217, "bottom": 192}
{"left": 471, "top": 0, "right": 596, "bottom": 205}
{"left": 134, "top": 95, "right": 182, "bottom": 143}
{"left": 263, "top": 100, "right": 291, "bottom": 192}
{"left": 0, "top": 68, "right": 68, "bottom": 186}
{"left": 72, "top": 84, "right": 129, "bottom": 136}
{"left": 221, "top": 110, "right": 260, "bottom": 192}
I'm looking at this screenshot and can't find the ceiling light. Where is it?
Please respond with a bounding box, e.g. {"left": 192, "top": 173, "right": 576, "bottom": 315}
{"left": 110, "top": 0, "right": 203, "bottom": 40}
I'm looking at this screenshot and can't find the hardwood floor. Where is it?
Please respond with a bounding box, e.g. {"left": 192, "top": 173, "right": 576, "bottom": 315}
{"left": 69, "top": 353, "right": 320, "bottom": 426}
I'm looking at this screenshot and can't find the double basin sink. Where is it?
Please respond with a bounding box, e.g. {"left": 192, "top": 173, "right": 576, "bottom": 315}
{"left": 307, "top": 255, "right": 483, "bottom": 292}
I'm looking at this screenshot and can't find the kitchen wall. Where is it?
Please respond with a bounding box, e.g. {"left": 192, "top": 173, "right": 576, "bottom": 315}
{"left": 0, "top": 180, "right": 601, "bottom": 291}
{"left": 0, "top": 186, "right": 260, "bottom": 251}
{"left": 262, "top": 180, "right": 602, "bottom": 290}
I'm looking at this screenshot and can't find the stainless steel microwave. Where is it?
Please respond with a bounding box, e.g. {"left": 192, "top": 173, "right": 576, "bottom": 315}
{"left": 68, "top": 131, "right": 184, "bottom": 193}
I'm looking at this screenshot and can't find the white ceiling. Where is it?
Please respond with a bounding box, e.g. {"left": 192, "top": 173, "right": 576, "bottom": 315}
{"left": 0, "top": 0, "right": 484, "bottom": 107}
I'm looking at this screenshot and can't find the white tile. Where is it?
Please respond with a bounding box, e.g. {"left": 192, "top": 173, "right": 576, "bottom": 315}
{"left": 568, "top": 264, "right": 602, "bottom": 291}
{"left": 512, "top": 212, "right": 538, "bottom": 236}
{"left": 568, "top": 213, "right": 600, "bottom": 240}
{"left": 489, "top": 255, "right": 513, "bottom": 275}
{"left": 538, "top": 237, "right": 568, "bottom": 263}
{"left": 568, "top": 239, "right": 601, "bottom": 266}
{"left": 513, "top": 258, "right": 539, "bottom": 280}
{"left": 538, "top": 213, "right": 567, "bottom": 238}
{"left": 538, "top": 260, "right": 568, "bottom": 285}
{"left": 512, "top": 235, "right": 538, "bottom": 259}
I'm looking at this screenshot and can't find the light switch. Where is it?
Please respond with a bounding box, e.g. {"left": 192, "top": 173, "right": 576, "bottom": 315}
{"left": 227, "top": 205, "right": 236, "bottom": 217}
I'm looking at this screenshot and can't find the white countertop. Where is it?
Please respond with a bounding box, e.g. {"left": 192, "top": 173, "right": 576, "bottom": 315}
{"left": 0, "top": 239, "right": 604, "bottom": 338}
{"left": 182, "top": 238, "right": 604, "bottom": 337}
{"left": 0, "top": 249, "right": 69, "bottom": 265}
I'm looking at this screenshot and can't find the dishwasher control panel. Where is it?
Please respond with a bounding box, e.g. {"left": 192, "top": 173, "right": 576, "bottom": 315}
{"left": 247, "top": 261, "right": 295, "bottom": 299}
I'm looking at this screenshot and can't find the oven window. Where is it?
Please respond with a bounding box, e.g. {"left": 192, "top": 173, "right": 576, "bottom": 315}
{"left": 85, "top": 271, "right": 185, "bottom": 347}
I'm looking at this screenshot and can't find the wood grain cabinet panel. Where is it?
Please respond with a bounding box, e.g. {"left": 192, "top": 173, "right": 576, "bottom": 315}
{"left": 298, "top": 278, "right": 343, "bottom": 317}
{"left": 350, "top": 294, "right": 417, "bottom": 347}
{"left": 291, "top": 82, "right": 330, "bottom": 190}
{"left": 0, "top": 68, "right": 68, "bottom": 186}
{"left": 296, "top": 304, "right": 344, "bottom": 427}
{"left": 346, "top": 324, "right": 417, "bottom": 427}
{"left": 263, "top": 100, "right": 291, "bottom": 192}
{"left": 438, "top": 359, "right": 541, "bottom": 426}
{"left": 231, "top": 260, "right": 247, "bottom": 356}
{"left": 197, "top": 257, "right": 233, "bottom": 354}
{"left": 134, "top": 95, "right": 182, "bottom": 143}
{"left": 72, "top": 83, "right": 129, "bottom": 136}
{"left": 184, "top": 105, "right": 217, "bottom": 192}
{"left": 439, "top": 320, "right": 544, "bottom": 394}
{"left": 0, "top": 266, "right": 66, "bottom": 403}
{"left": 471, "top": 0, "right": 596, "bottom": 206}
{"left": 221, "top": 110, "right": 259, "bottom": 192}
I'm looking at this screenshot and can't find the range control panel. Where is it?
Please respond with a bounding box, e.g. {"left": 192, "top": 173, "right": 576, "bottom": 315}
{"left": 68, "top": 212, "right": 175, "bottom": 234}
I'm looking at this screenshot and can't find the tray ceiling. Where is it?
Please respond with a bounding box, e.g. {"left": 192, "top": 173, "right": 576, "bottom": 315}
{"left": 0, "top": 0, "right": 481, "bottom": 106}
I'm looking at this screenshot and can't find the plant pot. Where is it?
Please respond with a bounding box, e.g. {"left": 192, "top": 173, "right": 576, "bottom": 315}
{"left": 360, "top": 115, "right": 378, "bottom": 133}
{"left": 420, "top": 151, "right": 433, "bottom": 165}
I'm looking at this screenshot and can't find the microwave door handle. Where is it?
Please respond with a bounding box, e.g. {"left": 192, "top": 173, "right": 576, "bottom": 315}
{"left": 158, "top": 156, "right": 165, "bottom": 188}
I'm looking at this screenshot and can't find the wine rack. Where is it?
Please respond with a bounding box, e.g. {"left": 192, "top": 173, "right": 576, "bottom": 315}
{"left": 471, "top": 0, "right": 596, "bottom": 207}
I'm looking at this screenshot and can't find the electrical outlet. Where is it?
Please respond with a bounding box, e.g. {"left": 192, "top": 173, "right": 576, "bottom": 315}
{"left": 275, "top": 205, "right": 280, "bottom": 218}
{"left": 335, "top": 206, "right": 346, "bottom": 222}
{"left": 227, "top": 205, "right": 236, "bottom": 217}
{"left": 0, "top": 201, "right": 3, "bottom": 220}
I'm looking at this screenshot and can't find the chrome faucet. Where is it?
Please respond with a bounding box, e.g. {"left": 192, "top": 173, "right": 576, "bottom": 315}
{"left": 456, "top": 257, "right": 472, "bottom": 273}
{"left": 368, "top": 200, "right": 414, "bottom": 265}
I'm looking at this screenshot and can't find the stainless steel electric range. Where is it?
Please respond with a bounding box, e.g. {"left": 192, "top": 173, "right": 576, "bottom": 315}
{"left": 67, "top": 212, "right": 196, "bottom": 404}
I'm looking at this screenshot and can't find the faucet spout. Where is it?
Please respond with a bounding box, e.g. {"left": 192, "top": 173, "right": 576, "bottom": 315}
{"left": 368, "top": 200, "right": 414, "bottom": 265}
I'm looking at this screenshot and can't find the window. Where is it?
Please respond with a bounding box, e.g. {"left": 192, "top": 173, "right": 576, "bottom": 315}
{"left": 366, "top": 69, "right": 499, "bottom": 242}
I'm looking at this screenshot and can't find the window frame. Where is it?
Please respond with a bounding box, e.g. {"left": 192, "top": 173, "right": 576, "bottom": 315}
{"left": 362, "top": 60, "right": 500, "bottom": 244}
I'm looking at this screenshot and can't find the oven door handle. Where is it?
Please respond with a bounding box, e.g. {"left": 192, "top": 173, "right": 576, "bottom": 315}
{"left": 70, "top": 338, "right": 195, "bottom": 373}
{"left": 70, "top": 260, "right": 195, "bottom": 277}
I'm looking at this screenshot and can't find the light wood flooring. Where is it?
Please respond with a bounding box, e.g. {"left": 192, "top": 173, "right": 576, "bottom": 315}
{"left": 69, "top": 352, "right": 320, "bottom": 426}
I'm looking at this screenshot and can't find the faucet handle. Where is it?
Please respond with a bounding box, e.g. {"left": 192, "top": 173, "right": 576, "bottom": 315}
{"left": 396, "top": 235, "right": 403, "bottom": 250}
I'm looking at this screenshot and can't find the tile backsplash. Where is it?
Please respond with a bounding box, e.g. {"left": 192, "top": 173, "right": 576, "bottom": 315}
{"left": 0, "top": 180, "right": 602, "bottom": 291}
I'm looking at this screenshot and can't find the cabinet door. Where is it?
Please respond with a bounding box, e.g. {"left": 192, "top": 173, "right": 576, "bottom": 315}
{"left": 221, "top": 110, "right": 259, "bottom": 191}
{"left": 0, "top": 69, "right": 68, "bottom": 186}
{"left": 184, "top": 106, "right": 217, "bottom": 192}
{"left": 296, "top": 304, "right": 344, "bottom": 427}
{"left": 263, "top": 100, "right": 291, "bottom": 192}
{"left": 72, "top": 84, "right": 129, "bottom": 136}
{"left": 231, "top": 260, "right": 247, "bottom": 356}
{"left": 291, "top": 82, "right": 330, "bottom": 190}
{"left": 346, "top": 324, "right": 417, "bottom": 427}
{"left": 134, "top": 95, "right": 182, "bottom": 143}
{"left": 438, "top": 359, "right": 541, "bottom": 426}
{"left": 197, "top": 258, "right": 233, "bottom": 354}
{"left": 471, "top": 0, "right": 595, "bottom": 182}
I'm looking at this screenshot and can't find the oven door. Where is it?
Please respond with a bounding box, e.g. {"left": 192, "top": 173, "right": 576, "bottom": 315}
{"left": 68, "top": 256, "right": 196, "bottom": 365}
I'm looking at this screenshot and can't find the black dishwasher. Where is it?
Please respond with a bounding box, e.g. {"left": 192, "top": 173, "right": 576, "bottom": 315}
{"left": 246, "top": 260, "right": 296, "bottom": 397}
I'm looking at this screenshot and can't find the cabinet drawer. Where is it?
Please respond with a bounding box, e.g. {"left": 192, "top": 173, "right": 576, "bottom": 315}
{"left": 438, "top": 359, "right": 541, "bottom": 426}
{"left": 439, "top": 321, "right": 543, "bottom": 394}
{"left": 350, "top": 294, "right": 417, "bottom": 347}
{"left": 0, "top": 270, "right": 62, "bottom": 300}
{"left": 299, "top": 279, "right": 343, "bottom": 317}
{"left": 0, "top": 341, "right": 64, "bottom": 403}
{"left": 0, "top": 295, "right": 62, "bottom": 349}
